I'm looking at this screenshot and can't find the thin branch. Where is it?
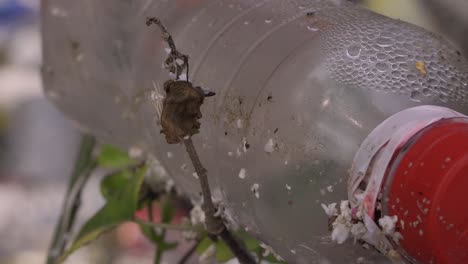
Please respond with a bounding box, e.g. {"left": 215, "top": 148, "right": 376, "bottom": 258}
{"left": 146, "top": 16, "right": 256, "bottom": 264}
{"left": 146, "top": 17, "right": 189, "bottom": 81}
{"left": 183, "top": 139, "right": 256, "bottom": 264}
{"left": 178, "top": 238, "right": 202, "bottom": 264}
{"left": 219, "top": 228, "right": 258, "bottom": 264}
{"left": 47, "top": 134, "right": 97, "bottom": 264}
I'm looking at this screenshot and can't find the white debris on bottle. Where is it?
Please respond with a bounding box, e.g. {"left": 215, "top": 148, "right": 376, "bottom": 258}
{"left": 147, "top": 156, "right": 177, "bottom": 193}
{"left": 331, "top": 223, "right": 350, "bottom": 244}
{"left": 190, "top": 204, "right": 206, "bottom": 226}
{"left": 166, "top": 152, "right": 173, "bottom": 158}
{"left": 192, "top": 172, "right": 199, "bottom": 179}
{"left": 378, "top": 215, "right": 398, "bottom": 235}
{"left": 228, "top": 151, "right": 233, "bottom": 156}
{"left": 329, "top": 201, "right": 354, "bottom": 244}
{"left": 209, "top": 188, "right": 239, "bottom": 230}
{"left": 264, "top": 138, "right": 275, "bottom": 153}
{"left": 321, "top": 203, "right": 338, "bottom": 217}
{"left": 285, "top": 184, "right": 292, "bottom": 191}
{"left": 220, "top": 205, "right": 240, "bottom": 230}
{"left": 251, "top": 183, "right": 260, "bottom": 199}
{"left": 214, "top": 202, "right": 225, "bottom": 217}
{"left": 242, "top": 137, "right": 249, "bottom": 152}
{"left": 128, "top": 146, "right": 144, "bottom": 158}
{"left": 340, "top": 201, "right": 351, "bottom": 219}
{"left": 392, "top": 232, "right": 403, "bottom": 244}
{"left": 259, "top": 243, "right": 284, "bottom": 261}
{"left": 320, "top": 188, "right": 326, "bottom": 196}
{"left": 356, "top": 257, "right": 366, "bottom": 264}
{"left": 236, "top": 119, "right": 243, "bottom": 128}
{"left": 236, "top": 148, "right": 242, "bottom": 157}
{"left": 181, "top": 217, "right": 198, "bottom": 240}
{"left": 175, "top": 58, "right": 184, "bottom": 66}
{"left": 238, "top": 168, "right": 247, "bottom": 179}
{"left": 327, "top": 185, "right": 334, "bottom": 192}
{"left": 179, "top": 73, "right": 188, "bottom": 81}
{"left": 199, "top": 244, "right": 216, "bottom": 264}
{"left": 164, "top": 178, "right": 175, "bottom": 192}
{"left": 354, "top": 192, "right": 365, "bottom": 202}
{"left": 350, "top": 222, "right": 367, "bottom": 242}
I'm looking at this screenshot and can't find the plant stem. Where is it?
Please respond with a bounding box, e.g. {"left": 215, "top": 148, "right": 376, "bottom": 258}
{"left": 146, "top": 16, "right": 255, "bottom": 264}
{"left": 147, "top": 201, "right": 162, "bottom": 264}
{"left": 183, "top": 138, "right": 256, "bottom": 264}
{"left": 178, "top": 239, "right": 201, "bottom": 264}
{"left": 135, "top": 219, "right": 199, "bottom": 231}
{"left": 46, "top": 134, "right": 97, "bottom": 264}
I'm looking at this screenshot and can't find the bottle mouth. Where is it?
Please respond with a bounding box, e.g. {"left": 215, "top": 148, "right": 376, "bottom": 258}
{"left": 383, "top": 117, "right": 468, "bottom": 264}
{"left": 347, "top": 105, "right": 468, "bottom": 263}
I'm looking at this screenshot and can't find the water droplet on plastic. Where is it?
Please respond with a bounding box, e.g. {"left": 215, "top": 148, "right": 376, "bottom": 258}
{"left": 346, "top": 44, "right": 361, "bottom": 58}
{"left": 439, "top": 94, "right": 448, "bottom": 103}
{"left": 410, "top": 91, "right": 422, "bottom": 102}
{"left": 422, "top": 88, "right": 432, "bottom": 96}
{"left": 407, "top": 74, "right": 416, "bottom": 82}
{"left": 307, "top": 25, "right": 319, "bottom": 32}
{"left": 376, "top": 37, "right": 393, "bottom": 47}
{"left": 375, "top": 62, "right": 389, "bottom": 72}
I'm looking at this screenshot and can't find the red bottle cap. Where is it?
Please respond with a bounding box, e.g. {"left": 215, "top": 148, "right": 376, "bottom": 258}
{"left": 384, "top": 117, "right": 468, "bottom": 263}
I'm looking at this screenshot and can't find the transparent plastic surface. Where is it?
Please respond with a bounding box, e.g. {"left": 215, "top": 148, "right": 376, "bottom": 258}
{"left": 41, "top": 0, "right": 468, "bottom": 262}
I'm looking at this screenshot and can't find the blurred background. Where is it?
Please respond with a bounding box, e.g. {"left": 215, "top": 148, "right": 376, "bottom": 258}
{"left": 0, "top": 0, "right": 466, "bottom": 263}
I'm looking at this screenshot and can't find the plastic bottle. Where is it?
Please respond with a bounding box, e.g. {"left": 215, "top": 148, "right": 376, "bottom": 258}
{"left": 41, "top": 0, "right": 468, "bottom": 263}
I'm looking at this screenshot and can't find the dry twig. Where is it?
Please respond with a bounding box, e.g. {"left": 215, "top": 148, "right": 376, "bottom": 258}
{"left": 146, "top": 17, "right": 256, "bottom": 264}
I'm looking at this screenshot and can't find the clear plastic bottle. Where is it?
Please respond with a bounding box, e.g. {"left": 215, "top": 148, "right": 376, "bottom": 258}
{"left": 42, "top": 0, "right": 468, "bottom": 263}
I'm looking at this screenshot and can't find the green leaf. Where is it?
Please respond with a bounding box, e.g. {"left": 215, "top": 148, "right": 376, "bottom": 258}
{"left": 237, "top": 231, "right": 286, "bottom": 264}
{"left": 264, "top": 254, "right": 287, "bottom": 264}
{"left": 196, "top": 236, "right": 213, "bottom": 254}
{"left": 47, "top": 135, "right": 96, "bottom": 264}
{"left": 159, "top": 241, "right": 179, "bottom": 251}
{"left": 56, "top": 166, "right": 147, "bottom": 264}
{"left": 237, "top": 231, "right": 260, "bottom": 251}
{"left": 100, "top": 170, "right": 132, "bottom": 201}
{"left": 161, "top": 199, "right": 175, "bottom": 224}
{"left": 139, "top": 220, "right": 159, "bottom": 243}
{"left": 215, "top": 240, "right": 234, "bottom": 262}
{"left": 97, "top": 145, "right": 135, "bottom": 169}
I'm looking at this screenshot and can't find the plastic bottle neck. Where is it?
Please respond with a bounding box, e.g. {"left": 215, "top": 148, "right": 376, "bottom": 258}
{"left": 384, "top": 117, "right": 468, "bottom": 264}
{"left": 348, "top": 105, "right": 468, "bottom": 263}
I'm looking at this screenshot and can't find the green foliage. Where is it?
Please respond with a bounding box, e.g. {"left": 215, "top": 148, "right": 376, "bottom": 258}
{"left": 52, "top": 143, "right": 289, "bottom": 264}
{"left": 138, "top": 199, "right": 178, "bottom": 264}
{"left": 56, "top": 166, "right": 147, "bottom": 263}
{"left": 195, "top": 232, "right": 287, "bottom": 263}
{"left": 97, "top": 145, "right": 136, "bottom": 169}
